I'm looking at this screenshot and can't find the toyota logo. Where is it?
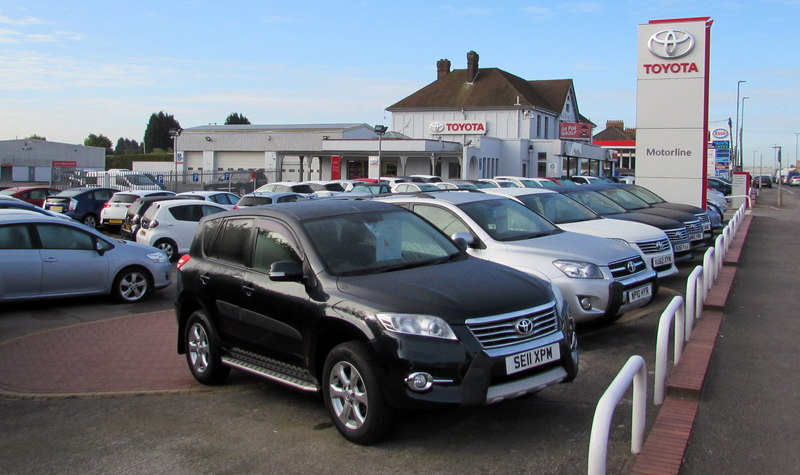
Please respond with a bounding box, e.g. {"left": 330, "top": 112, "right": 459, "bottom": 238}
{"left": 429, "top": 121, "right": 445, "bottom": 133}
{"left": 648, "top": 29, "right": 695, "bottom": 59}
{"left": 515, "top": 318, "right": 534, "bottom": 335}
{"left": 627, "top": 261, "right": 637, "bottom": 273}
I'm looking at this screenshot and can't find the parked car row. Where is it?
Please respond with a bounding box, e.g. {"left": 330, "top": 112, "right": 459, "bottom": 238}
{"left": 170, "top": 177, "right": 729, "bottom": 444}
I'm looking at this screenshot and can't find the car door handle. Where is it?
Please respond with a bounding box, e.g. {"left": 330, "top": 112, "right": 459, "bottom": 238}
{"left": 199, "top": 273, "right": 210, "bottom": 284}
{"left": 242, "top": 283, "right": 254, "bottom": 297}
{"left": 43, "top": 257, "right": 58, "bottom": 263}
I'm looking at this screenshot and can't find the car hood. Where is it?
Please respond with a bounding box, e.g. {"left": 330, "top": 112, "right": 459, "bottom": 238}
{"left": 604, "top": 212, "right": 685, "bottom": 230}
{"left": 557, "top": 218, "right": 665, "bottom": 242}
{"left": 652, "top": 202, "right": 706, "bottom": 215}
{"left": 490, "top": 231, "right": 639, "bottom": 269}
{"left": 625, "top": 206, "right": 697, "bottom": 223}
{"left": 334, "top": 258, "right": 554, "bottom": 323}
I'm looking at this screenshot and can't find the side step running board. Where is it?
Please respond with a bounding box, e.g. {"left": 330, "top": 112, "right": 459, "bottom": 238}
{"left": 222, "top": 356, "right": 319, "bottom": 392}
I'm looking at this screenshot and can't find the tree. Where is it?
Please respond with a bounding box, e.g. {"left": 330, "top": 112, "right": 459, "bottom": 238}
{"left": 26, "top": 134, "right": 47, "bottom": 140}
{"left": 84, "top": 133, "right": 114, "bottom": 155}
{"left": 143, "top": 111, "right": 181, "bottom": 152}
{"left": 115, "top": 137, "right": 143, "bottom": 155}
{"left": 225, "top": 112, "right": 251, "bottom": 125}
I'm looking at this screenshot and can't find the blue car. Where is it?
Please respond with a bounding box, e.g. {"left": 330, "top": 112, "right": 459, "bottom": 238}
{"left": 43, "top": 187, "right": 116, "bottom": 228}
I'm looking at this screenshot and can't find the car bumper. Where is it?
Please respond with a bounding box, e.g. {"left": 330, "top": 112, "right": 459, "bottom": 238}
{"left": 370, "top": 317, "right": 577, "bottom": 409}
{"left": 551, "top": 270, "right": 658, "bottom": 323}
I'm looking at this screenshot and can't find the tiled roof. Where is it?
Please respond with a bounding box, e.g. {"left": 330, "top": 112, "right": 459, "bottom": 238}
{"left": 387, "top": 68, "right": 555, "bottom": 112}
{"left": 593, "top": 124, "right": 636, "bottom": 142}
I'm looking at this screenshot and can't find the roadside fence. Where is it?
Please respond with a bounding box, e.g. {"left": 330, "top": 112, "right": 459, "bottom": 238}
{"left": 587, "top": 202, "right": 748, "bottom": 473}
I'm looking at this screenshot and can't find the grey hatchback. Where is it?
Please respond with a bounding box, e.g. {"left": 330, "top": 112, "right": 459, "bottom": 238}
{"left": 0, "top": 210, "right": 172, "bottom": 303}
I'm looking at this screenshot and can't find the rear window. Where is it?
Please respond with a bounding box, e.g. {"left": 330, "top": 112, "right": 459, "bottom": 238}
{"left": 110, "top": 194, "right": 140, "bottom": 204}
{"left": 238, "top": 196, "right": 272, "bottom": 206}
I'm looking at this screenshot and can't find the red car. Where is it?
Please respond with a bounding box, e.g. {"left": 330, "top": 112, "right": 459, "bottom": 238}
{"left": 0, "top": 186, "right": 61, "bottom": 207}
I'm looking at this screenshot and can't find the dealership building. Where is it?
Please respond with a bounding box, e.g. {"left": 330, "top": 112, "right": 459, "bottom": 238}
{"left": 173, "top": 51, "right": 614, "bottom": 183}
{"left": 0, "top": 139, "right": 104, "bottom": 183}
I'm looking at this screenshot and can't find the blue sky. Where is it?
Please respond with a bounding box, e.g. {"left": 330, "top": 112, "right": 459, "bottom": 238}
{"left": 1, "top": 1, "right": 798, "bottom": 165}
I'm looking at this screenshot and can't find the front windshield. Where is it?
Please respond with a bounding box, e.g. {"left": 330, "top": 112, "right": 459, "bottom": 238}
{"left": 126, "top": 174, "right": 158, "bottom": 185}
{"left": 624, "top": 186, "right": 664, "bottom": 204}
{"left": 303, "top": 210, "right": 462, "bottom": 276}
{"left": 564, "top": 190, "right": 628, "bottom": 215}
{"left": 596, "top": 188, "right": 650, "bottom": 211}
{"left": 459, "top": 198, "right": 559, "bottom": 241}
{"left": 474, "top": 181, "right": 498, "bottom": 189}
{"left": 517, "top": 179, "right": 543, "bottom": 188}
{"left": 517, "top": 193, "right": 598, "bottom": 224}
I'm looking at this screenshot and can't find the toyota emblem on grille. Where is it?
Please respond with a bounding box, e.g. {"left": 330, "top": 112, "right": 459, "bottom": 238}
{"left": 627, "top": 261, "right": 637, "bottom": 273}
{"left": 515, "top": 318, "right": 534, "bottom": 335}
{"left": 648, "top": 29, "right": 695, "bottom": 59}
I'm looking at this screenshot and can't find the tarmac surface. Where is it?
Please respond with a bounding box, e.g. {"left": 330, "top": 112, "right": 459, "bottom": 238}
{"left": 0, "top": 184, "right": 798, "bottom": 473}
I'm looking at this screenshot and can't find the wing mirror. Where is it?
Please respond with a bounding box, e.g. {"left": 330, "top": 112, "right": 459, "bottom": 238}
{"left": 451, "top": 231, "right": 476, "bottom": 251}
{"left": 269, "top": 260, "right": 304, "bottom": 282}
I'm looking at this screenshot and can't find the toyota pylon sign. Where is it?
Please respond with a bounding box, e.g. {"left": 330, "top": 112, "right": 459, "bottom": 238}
{"left": 635, "top": 17, "right": 713, "bottom": 208}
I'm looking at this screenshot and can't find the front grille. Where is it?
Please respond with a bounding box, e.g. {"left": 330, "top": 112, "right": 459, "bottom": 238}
{"left": 636, "top": 237, "right": 671, "bottom": 254}
{"left": 664, "top": 227, "right": 689, "bottom": 243}
{"left": 466, "top": 303, "right": 559, "bottom": 350}
{"left": 684, "top": 220, "right": 704, "bottom": 238}
{"left": 695, "top": 213, "right": 711, "bottom": 227}
{"left": 609, "top": 256, "right": 647, "bottom": 279}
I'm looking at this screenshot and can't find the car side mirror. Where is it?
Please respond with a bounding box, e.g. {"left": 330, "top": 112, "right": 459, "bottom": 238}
{"left": 451, "top": 231, "right": 476, "bottom": 250}
{"left": 95, "top": 240, "right": 107, "bottom": 256}
{"left": 269, "top": 260, "right": 304, "bottom": 282}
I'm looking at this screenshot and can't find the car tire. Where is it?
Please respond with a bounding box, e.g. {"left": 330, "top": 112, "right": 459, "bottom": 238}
{"left": 184, "top": 310, "right": 230, "bottom": 385}
{"left": 82, "top": 213, "right": 98, "bottom": 228}
{"left": 154, "top": 239, "right": 178, "bottom": 260}
{"left": 322, "top": 341, "right": 392, "bottom": 445}
{"left": 111, "top": 266, "right": 152, "bottom": 303}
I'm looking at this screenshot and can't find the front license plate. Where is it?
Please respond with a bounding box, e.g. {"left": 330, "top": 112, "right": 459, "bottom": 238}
{"left": 505, "top": 343, "right": 560, "bottom": 375}
{"left": 652, "top": 254, "right": 673, "bottom": 267}
{"left": 689, "top": 232, "right": 704, "bottom": 241}
{"left": 675, "top": 243, "right": 690, "bottom": 252}
{"left": 626, "top": 284, "right": 652, "bottom": 304}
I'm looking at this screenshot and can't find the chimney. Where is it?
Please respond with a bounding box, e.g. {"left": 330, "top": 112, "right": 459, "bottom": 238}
{"left": 467, "top": 50, "right": 479, "bottom": 82}
{"left": 606, "top": 120, "right": 624, "bottom": 129}
{"left": 436, "top": 59, "right": 451, "bottom": 80}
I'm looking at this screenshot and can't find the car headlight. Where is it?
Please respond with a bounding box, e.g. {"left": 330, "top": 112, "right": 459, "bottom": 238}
{"left": 146, "top": 251, "right": 169, "bottom": 263}
{"left": 376, "top": 313, "right": 457, "bottom": 340}
{"left": 553, "top": 260, "right": 604, "bottom": 279}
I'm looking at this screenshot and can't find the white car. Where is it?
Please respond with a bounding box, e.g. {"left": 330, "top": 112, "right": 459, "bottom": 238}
{"left": 299, "top": 180, "right": 346, "bottom": 197}
{"left": 176, "top": 191, "right": 240, "bottom": 209}
{"left": 234, "top": 191, "right": 308, "bottom": 208}
{"left": 136, "top": 199, "right": 227, "bottom": 259}
{"left": 379, "top": 192, "right": 658, "bottom": 323}
{"left": 254, "top": 182, "right": 316, "bottom": 196}
{"left": 100, "top": 190, "right": 176, "bottom": 230}
{"left": 484, "top": 188, "right": 678, "bottom": 278}
{"left": 392, "top": 182, "right": 441, "bottom": 193}
{"left": 494, "top": 176, "right": 561, "bottom": 189}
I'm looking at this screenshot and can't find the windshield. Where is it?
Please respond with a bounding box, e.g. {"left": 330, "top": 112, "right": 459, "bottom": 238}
{"left": 564, "top": 190, "right": 628, "bottom": 215}
{"left": 624, "top": 186, "right": 665, "bottom": 204}
{"left": 517, "top": 193, "right": 598, "bottom": 224}
{"left": 596, "top": 188, "right": 650, "bottom": 211}
{"left": 303, "top": 210, "right": 462, "bottom": 277}
{"left": 125, "top": 174, "right": 158, "bottom": 185}
{"left": 459, "top": 198, "right": 559, "bottom": 241}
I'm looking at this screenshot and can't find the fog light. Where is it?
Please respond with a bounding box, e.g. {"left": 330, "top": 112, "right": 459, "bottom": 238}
{"left": 405, "top": 372, "right": 433, "bottom": 392}
{"left": 579, "top": 297, "right": 592, "bottom": 310}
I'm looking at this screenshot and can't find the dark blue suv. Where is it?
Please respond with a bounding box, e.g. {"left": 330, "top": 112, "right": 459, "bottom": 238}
{"left": 43, "top": 187, "right": 116, "bottom": 228}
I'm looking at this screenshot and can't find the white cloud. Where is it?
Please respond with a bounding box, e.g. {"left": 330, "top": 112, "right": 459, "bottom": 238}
{"left": 0, "top": 15, "right": 45, "bottom": 26}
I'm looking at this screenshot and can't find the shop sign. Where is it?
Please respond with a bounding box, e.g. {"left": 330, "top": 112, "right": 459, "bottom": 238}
{"left": 429, "top": 121, "right": 486, "bottom": 135}
{"left": 559, "top": 122, "right": 592, "bottom": 139}
{"left": 52, "top": 160, "right": 77, "bottom": 167}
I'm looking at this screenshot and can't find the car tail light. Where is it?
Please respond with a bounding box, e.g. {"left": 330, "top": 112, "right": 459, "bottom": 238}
{"left": 68, "top": 198, "right": 78, "bottom": 211}
{"left": 176, "top": 254, "right": 191, "bottom": 270}
{"left": 233, "top": 205, "right": 240, "bottom": 209}
{"left": 103, "top": 203, "right": 112, "bottom": 208}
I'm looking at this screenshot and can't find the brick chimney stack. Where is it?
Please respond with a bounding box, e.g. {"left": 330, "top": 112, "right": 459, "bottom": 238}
{"left": 607, "top": 120, "right": 624, "bottom": 129}
{"left": 437, "top": 59, "right": 451, "bottom": 80}
{"left": 467, "top": 50, "right": 479, "bottom": 82}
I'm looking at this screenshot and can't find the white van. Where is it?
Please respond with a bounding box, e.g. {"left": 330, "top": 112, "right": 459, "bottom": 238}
{"left": 85, "top": 169, "right": 163, "bottom": 192}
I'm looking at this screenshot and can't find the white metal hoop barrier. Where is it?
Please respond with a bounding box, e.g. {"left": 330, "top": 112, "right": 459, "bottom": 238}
{"left": 654, "top": 296, "right": 685, "bottom": 405}
{"left": 587, "top": 355, "right": 647, "bottom": 475}
{"left": 684, "top": 266, "right": 705, "bottom": 341}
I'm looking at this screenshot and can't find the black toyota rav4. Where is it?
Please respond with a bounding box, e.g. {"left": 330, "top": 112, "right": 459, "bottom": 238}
{"left": 175, "top": 199, "right": 578, "bottom": 444}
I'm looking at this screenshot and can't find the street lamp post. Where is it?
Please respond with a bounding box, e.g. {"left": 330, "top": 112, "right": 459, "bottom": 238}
{"left": 773, "top": 145, "right": 782, "bottom": 207}
{"left": 739, "top": 96, "right": 749, "bottom": 173}
{"left": 374, "top": 125, "right": 387, "bottom": 178}
{"left": 169, "top": 128, "right": 182, "bottom": 192}
{"left": 735, "top": 80, "right": 746, "bottom": 170}
{"left": 794, "top": 132, "right": 800, "bottom": 165}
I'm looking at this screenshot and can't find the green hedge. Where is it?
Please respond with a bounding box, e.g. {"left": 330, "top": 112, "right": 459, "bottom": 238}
{"left": 106, "top": 153, "right": 172, "bottom": 170}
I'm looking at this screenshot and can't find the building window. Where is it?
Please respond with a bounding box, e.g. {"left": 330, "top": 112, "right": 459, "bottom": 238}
{"left": 544, "top": 117, "right": 550, "bottom": 139}
{"left": 536, "top": 116, "right": 541, "bottom": 138}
